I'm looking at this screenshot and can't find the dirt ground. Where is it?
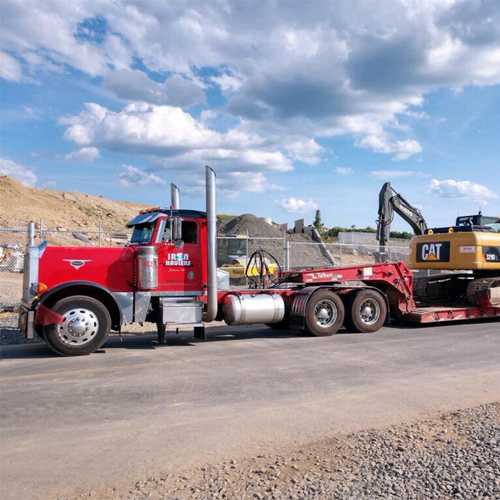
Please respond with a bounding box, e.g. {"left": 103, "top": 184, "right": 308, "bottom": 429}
{"left": 0, "top": 175, "right": 146, "bottom": 229}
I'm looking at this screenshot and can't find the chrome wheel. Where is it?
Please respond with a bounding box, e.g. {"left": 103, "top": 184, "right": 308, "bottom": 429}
{"left": 359, "top": 298, "right": 381, "bottom": 326}
{"left": 58, "top": 308, "right": 99, "bottom": 346}
{"left": 313, "top": 299, "right": 338, "bottom": 328}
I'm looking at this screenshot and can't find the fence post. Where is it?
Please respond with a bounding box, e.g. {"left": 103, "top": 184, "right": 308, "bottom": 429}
{"left": 28, "top": 222, "right": 35, "bottom": 246}
{"left": 282, "top": 233, "right": 288, "bottom": 271}
{"left": 284, "top": 240, "right": 290, "bottom": 270}
{"left": 39, "top": 219, "right": 43, "bottom": 241}
{"left": 245, "top": 230, "right": 249, "bottom": 287}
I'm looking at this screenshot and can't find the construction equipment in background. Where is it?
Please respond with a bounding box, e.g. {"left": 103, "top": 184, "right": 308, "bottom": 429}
{"left": 376, "top": 181, "right": 500, "bottom": 305}
{"left": 217, "top": 233, "right": 279, "bottom": 285}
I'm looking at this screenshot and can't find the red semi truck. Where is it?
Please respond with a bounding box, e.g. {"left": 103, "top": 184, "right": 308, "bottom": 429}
{"left": 19, "top": 167, "right": 500, "bottom": 356}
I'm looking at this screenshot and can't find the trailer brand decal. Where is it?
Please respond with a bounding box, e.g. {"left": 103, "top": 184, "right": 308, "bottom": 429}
{"left": 416, "top": 242, "right": 450, "bottom": 262}
{"left": 63, "top": 259, "right": 91, "bottom": 270}
{"left": 483, "top": 246, "right": 500, "bottom": 262}
{"left": 310, "top": 272, "right": 343, "bottom": 280}
{"left": 165, "top": 253, "right": 191, "bottom": 267}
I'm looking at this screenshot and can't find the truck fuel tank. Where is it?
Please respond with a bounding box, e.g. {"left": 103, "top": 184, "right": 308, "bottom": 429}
{"left": 136, "top": 245, "right": 158, "bottom": 290}
{"left": 222, "top": 293, "right": 285, "bottom": 325}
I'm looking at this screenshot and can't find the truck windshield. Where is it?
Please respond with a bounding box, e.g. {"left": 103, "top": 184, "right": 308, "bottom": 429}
{"left": 131, "top": 223, "right": 155, "bottom": 244}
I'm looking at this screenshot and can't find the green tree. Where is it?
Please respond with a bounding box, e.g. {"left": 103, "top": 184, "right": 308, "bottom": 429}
{"left": 313, "top": 209, "right": 322, "bottom": 229}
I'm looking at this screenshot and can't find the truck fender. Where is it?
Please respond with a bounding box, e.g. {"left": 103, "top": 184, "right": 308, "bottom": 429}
{"left": 36, "top": 281, "right": 123, "bottom": 330}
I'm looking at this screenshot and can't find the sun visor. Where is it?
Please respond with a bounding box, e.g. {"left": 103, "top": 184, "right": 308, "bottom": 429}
{"left": 126, "top": 212, "right": 162, "bottom": 227}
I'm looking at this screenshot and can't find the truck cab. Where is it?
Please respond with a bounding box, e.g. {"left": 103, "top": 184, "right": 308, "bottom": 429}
{"left": 127, "top": 208, "right": 208, "bottom": 295}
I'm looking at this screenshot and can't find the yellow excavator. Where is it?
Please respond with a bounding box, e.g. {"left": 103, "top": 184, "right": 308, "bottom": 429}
{"left": 217, "top": 233, "right": 279, "bottom": 285}
{"left": 376, "top": 182, "right": 500, "bottom": 305}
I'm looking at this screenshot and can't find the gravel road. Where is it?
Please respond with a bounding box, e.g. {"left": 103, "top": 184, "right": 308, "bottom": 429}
{"left": 68, "top": 403, "right": 499, "bottom": 500}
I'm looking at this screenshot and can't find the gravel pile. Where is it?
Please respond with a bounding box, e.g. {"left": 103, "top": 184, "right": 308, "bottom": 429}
{"left": 83, "top": 403, "right": 499, "bottom": 500}
{"left": 219, "top": 214, "right": 283, "bottom": 238}
{"left": 218, "top": 214, "right": 332, "bottom": 268}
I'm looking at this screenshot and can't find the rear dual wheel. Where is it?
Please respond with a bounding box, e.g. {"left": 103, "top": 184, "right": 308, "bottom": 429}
{"left": 305, "top": 290, "right": 345, "bottom": 337}
{"left": 343, "top": 289, "right": 387, "bottom": 333}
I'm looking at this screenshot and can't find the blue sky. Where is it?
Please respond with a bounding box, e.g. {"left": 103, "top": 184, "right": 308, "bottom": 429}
{"left": 0, "top": 0, "right": 499, "bottom": 230}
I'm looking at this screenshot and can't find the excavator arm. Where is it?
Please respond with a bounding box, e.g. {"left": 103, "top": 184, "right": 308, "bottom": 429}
{"left": 376, "top": 182, "right": 427, "bottom": 251}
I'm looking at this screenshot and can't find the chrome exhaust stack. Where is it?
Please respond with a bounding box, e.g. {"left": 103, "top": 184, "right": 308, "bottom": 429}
{"left": 170, "top": 183, "right": 180, "bottom": 209}
{"left": 205, "top": 166, "right": 217, "bottom": 322}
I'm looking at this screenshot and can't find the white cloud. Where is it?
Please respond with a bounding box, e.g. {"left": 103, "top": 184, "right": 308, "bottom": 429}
{"left": 0, "top": 51, "right": 22, "bottom": 81}
{"left": 61, "top": 102, "right": 295, "bottom": 178}
{"left": 118, "top": 165, "right": 166, "bottom": 186}
{"left": 217, "top": 171, "right": 285, "bottom": 198}
{"left": 276, "top": 197, "right": 318, "bottom": 213}
{"left": 335, "top": 166, "right": 353, "bottom": 176}
{"left": 429, "top": 178, "right": 498, "bottom": 201}
{"left": 210, "top": 73, "right": 244, "bottom": 94}
{"left": 0, "top": 2, "right": 132, "bottom": 77}
{"left": 0, "top": 157, "right": 37, "bottom": 186}
{"left": 61, "top": 102, "right": 220, "bottom": 152}
{"left": 284, "top": 139, "right": 322, "bottom": 165}
{"left": 65, "top": 147, "right": 100, "bottom": 162}
{"left": 104, "top": 70, "right": 205, "bottom": 107}
{"left": 4, "top": 0, "right": 500, "bottom": 173}
{"left": 357, "top": 135, "right": 422, "bottom": 161}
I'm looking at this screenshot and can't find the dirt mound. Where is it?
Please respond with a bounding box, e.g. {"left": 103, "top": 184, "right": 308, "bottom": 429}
{"left": 1, "top": 175, "right": 146, "bottom": 229}
{"left": 287, "top": 233, "right": 333, "bottom": 268}
{"left": 219, "top": 213, "right": 283, "bottom": 238}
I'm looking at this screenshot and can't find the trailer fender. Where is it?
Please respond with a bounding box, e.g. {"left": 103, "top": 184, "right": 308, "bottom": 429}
{"left": 36, "top": 281, "right": 123, "bottom": 330}
{"left": 289, "top": 286, "right": 338, "bottom": 330}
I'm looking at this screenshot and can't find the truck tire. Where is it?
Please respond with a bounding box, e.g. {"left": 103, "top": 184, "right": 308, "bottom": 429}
{"left": 304, "top": 290, "right": 344, "bottom": 337}
{"left": 343, "top": 289, "right": 386, "bottom": 333}
{"left": 44, "top": 295, "right": 111, "bottom": 356}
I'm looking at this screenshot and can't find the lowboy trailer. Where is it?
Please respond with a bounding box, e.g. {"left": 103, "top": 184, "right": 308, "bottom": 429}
{"left": 19, "top": 167, "right": 500, "bottom": 356}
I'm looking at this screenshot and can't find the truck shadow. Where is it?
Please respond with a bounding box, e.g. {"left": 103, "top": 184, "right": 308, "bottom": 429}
{"left": 104, "top": 326, "right": 312, "bottom": 350}
{"left": 0, "top": 327, "right": 313, "bottom": 359}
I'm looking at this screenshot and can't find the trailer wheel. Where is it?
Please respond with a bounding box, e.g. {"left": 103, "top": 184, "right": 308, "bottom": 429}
{"left": 304, "top": 290, "right": 344, "bottom": 337}
{"left": 344, "top": 289, "right": 386, "bottom": 333}
{"left": 44, "top": 295, "right": 111, "bottom": 356}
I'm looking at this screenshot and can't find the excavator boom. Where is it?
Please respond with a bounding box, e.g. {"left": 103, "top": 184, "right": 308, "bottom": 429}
{"left": 376, "top": 182, "right": 427, "bottom": 251}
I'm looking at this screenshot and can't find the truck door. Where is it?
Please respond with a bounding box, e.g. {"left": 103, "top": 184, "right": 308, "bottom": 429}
{"left": 156, "top": 219, "right": 203, "bottom": 293}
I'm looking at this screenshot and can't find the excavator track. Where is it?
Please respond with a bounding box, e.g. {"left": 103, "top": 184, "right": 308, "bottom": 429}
{"left": 467, "top": 277, "right": 500, "bottom": 307}
{"left": 412, "top": 273, "right": 473, "bottom": 305}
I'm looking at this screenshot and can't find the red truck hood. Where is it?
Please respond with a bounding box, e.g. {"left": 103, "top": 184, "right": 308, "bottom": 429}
{"left": 39, "top": 246, "right": 136, "bottom": 292}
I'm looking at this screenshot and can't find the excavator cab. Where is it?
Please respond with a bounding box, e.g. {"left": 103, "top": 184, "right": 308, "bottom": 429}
{"left": 455, "top": 213, "right": 500, "bottom": 232}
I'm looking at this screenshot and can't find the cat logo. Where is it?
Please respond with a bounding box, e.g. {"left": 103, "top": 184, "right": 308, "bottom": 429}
{"left": 416, "top": 242, "right": 450, "bottom": 263}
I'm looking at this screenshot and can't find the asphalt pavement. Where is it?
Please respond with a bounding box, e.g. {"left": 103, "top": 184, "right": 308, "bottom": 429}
{"left": 1, "top": 320, "right": 499, "bottom": 500}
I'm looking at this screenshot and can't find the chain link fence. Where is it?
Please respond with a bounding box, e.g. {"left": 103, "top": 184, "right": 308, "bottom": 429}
{"left": 0, "top": 225, "right": 131, "bottom": 312}
{"left": 0, "top": 224, "right": 411, "bottom": 311}
{"left": 289, "top": 241, "right": 411, "bottom": 269}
